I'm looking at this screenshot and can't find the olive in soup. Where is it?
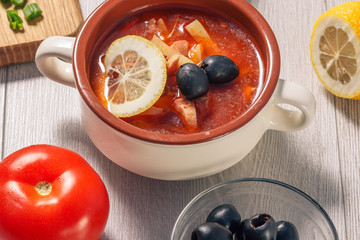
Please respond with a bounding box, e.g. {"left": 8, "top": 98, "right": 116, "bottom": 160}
{"left": 89, "top": 7, "right": 264, "bottom": 134}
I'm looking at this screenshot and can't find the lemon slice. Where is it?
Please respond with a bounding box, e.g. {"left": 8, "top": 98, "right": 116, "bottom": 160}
{"left": 310, "top": 1, "right": 360, "bottom": 99}
{"left": 104, "top": 35, "right": 167, "bottom": 117}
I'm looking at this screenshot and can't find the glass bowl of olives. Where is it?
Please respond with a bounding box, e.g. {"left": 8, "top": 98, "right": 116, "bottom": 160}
{"left": 171, "top": 178, "right": 338, "bottom": 240}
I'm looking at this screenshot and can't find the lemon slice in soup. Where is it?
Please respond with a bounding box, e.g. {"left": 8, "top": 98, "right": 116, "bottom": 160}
{"left": 104, "top": 35, "right": 167, "bottom": 117}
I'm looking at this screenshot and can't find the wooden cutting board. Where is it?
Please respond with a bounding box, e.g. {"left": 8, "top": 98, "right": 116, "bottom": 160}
{"left": 0, "top": 0, "right": 83, "bottom": 66}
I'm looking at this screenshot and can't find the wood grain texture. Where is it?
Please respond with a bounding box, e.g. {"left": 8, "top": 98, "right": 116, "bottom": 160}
{"left": 325, "top": 0, "right": 360, "bottom": 239}
{"left": 253, "top": 0, "right": 347, "bottom": 238}
{"left": 0, "top": 0, "right": 358, "bottom": 239}
{"left": 335, "top": 98, "right": 360, "bottom": 240}
{"left": 0, "top": 0, "right": 83, "bottom": 66}
{"left": 0, "top": 67, "right": 6, "bottom": 159}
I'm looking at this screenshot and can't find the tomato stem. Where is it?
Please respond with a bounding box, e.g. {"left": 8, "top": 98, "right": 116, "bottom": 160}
{"left": 35, "top": 181, "right": 52, "bottom": 196}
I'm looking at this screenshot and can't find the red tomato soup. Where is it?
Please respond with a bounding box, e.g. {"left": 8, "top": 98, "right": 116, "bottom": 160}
{"left": 89, "top": 7, "right": 264, "bottom": 134}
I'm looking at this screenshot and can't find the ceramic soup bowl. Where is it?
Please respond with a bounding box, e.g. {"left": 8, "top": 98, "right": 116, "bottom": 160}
{"left": 35, "top": 0, "right": 316, "bottom": 180}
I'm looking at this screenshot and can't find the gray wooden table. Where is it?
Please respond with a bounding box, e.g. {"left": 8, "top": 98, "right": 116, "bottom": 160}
{"left": 0, "top": 0, "right": 358, "bottom": 239}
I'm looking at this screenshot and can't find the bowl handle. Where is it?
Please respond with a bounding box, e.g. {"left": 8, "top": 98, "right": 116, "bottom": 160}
{"left": 266, "top": 79, "right": 316, "bottom": 132}
{"left": 35, "top": 36, "right": 76, "bottom": 88}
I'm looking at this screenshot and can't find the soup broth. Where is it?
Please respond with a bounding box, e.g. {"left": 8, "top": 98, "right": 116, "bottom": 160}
{"left": 90, "top": 7, "right": 264, "bottom": 134}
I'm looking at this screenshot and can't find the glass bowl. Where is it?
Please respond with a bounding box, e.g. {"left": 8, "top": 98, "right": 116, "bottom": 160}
{"left": 171, "top": 178, "right": 338, "bottom": 240}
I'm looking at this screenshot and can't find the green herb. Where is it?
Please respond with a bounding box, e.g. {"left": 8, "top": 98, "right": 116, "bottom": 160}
{"left": 1, "top": 0, "right": 8, "bottom": 3}
{"left": 10, "top": 0, "right": 24, "bottom": 7}
{"left": 23, "top": 3, "right": 42, "bottom": 21}
{"left": 9, "top": 21, "right": 16, "bottom": 29}
{"left": 6, "top": 9, "right": 23, "bottom": 30}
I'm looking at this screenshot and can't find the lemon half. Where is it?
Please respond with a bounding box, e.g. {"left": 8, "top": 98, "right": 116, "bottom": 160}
{"left": 104, "top": 35, "right": 167, "bottom": 117}
{"left": 310, "top": 1, "right": 360, "bottom": 99}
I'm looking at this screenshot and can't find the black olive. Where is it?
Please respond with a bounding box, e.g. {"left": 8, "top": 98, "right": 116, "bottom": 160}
{"left": 206, "top": 204, "right": 241, "bottom": 234}
{"left": 276, "top": 221, "right": 299, "bottom": 240}
{"left": 235, "top": 214, "right": 277, "bottom": 240}
{"left": 191, "top": 222, "right": 233, "bottom": 240}
{"left": 234, "top": 219, "right": 246, "bottom": 240}
{"left": 176, "top": 63, "right": 209, "bottom": 100}
{"left": 201, "top": 55, "right": 239, "bottom": 84}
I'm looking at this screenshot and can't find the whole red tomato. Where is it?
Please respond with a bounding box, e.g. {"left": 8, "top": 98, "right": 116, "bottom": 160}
{"left": 0, "top": 145, "right": 110, "bottom": 240}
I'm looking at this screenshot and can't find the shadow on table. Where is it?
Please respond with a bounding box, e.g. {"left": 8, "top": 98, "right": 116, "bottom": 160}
{"left": 222, "top": 130, "right": 344, "bottom": 236}
{"left": 100, "top": 233, "right": 111, "bottom": 240}
{"left": 325, "top": 88, "right": 360, "bottom": 127}
{"left": 227, "top": 130, "right": 343, "bottom": 201}
{"left": 247, "top": 0, "right": 259, "bottom": 8}
{"left": 1, "top": 62, "right": 43, "bottom": 83}
{"left": 55, "top": 118, "right": 90, "bottom": 150}
{"left": 55, "top": 117, "right": 343, "bottom": 239}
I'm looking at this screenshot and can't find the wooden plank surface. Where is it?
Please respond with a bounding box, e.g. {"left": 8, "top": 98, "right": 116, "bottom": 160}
{"left": 0, "top": 0, "right": 83, "bottom": 66}
{"left": 0, "top": 67, "right": 5, "bottom": 159}
{"left": 0, "top": 0, "right": 359, "bottom": 239}
{"left": 248, "top": 1, "right": 347, "bottom": 238}
{"left": 336, "top": 97, "right": 360, "bottom": 240}
{"left": 326, "top": 2, "right": 360, "bottom": 240}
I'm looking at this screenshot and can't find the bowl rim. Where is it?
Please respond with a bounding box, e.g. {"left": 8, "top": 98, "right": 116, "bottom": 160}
{"left": 73, "top": 0, "right": 280, "bottom": 145}
{"left": 170, "top": 178, "right": 339, "bottom": 240}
